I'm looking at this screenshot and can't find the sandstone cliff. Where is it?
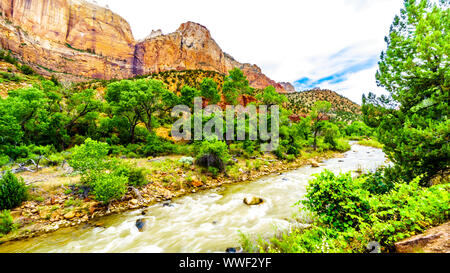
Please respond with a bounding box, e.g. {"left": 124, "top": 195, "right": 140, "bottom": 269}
{"left": 0, "top": 0, "right": 291, "bottom": 92}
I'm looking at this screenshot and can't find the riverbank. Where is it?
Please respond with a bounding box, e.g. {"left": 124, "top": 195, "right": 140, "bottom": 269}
{"left": 0, "top": 149, "right": 342, "bottom": 244}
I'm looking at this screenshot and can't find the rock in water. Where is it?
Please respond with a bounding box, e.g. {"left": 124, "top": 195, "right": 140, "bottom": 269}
{"left": 243, "top": 197, "right": 264, "bottom": 206}
{"left": 136, "top": 219, "right": 146, "bottom": 232}
{"left": 226, "top": 248, "right": 237, "bottom": 253}
{"left": 310, "top": 160, "right": 320, "bottom": 168}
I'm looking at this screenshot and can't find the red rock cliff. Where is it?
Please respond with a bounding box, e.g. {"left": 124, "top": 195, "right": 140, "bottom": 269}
{"left": 0, "top": 0, "right": 290, "bottom": 92}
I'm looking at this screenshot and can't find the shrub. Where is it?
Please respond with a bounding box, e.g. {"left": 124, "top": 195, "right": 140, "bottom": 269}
{"left": 195, "top": 137, "right": 231, "bottom": 172}
{"left": 244, "top": 169, "right": 450, "bottom": 253}
{"left": 19, "top": 64, "right": 34, "bottom": 75}
{"left": 358, "top": 139, "right": 383, "bottom": 149}
{"left": 301, "top": 170, "right": 371, "bottom": 231}
{"left": 345, "top": 121, "right": 373, "bottom": 137}
{"left": 0, "top": 210, "right": 16, "bottom": 236}
{"left": 90, "top": 173, "right": 128, "bottom": 204}
{"left": 68, "top": 138, "right": 109, "bottom": 174}
{"left": 113, "top": 164, "right": 147, "bottom": 187}
{"left": 362, "top": 177, "right": 449, "bottom": 249}
{"left": 0, "top": 171, "right": 28, "bottom": 210}
{"left": 333, "top": 139, "right": 351, "bottom": 152}
{"left": 0, "top": 155, "right": 10, "bottom": 167}
{"left": 361, "top": 166, "right": 396, "bottom": 195}
{"left": 143, "top": 134, "right": 174, "bottom": 156}
{"left": 179, "top": 157, "right": 194, "bottom": 166}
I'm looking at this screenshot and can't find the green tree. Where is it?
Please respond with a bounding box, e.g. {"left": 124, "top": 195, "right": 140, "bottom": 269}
{"left": 179, "top": 85, "right": 200, "bottom": 109}
{"left": 310, "top": 101, "right": 332, "bottom": 150}
{"left": 106, "top": 79, "right": 169, "bottom": 143}
{"left": 371, "top": 0, "right": 449, "bottom": 184}
{"left": 65, "top": 88, "right": 101, "bottom": 133}
{"left": 200, "top": 78, "right": 221, "bottom": 104}
{"left": 257, "top": 85, "right": 287, "bottom": 106}
{"left": 222, "top": 68, "right": 252, "bottom": 105}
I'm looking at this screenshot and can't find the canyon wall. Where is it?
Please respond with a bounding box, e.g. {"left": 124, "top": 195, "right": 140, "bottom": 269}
{"left": 0, "top": 0, "right": 290, "bottom": 92}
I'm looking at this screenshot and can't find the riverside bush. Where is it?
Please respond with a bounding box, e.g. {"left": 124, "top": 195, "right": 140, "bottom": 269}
{"left": 113, "top": 164, "right": 147, "bottom": 187}
{"left": 243, "top": 169, "right": 450, "bottom": 253}
{"left": 68, "top": 138, "right": 109, "bottom": 174}
{"left": 301, "top": 170, "right": 371, "bottom": 231}
{"left": 0, "top": 210, "right": 15, "bottom": 236}
{"left": 90, "top": 173, "right": 128, "bottom": 204}
{"left": 195, "top": 137, "right": 231, "bottom": 172}
{"left": 0, "top": 171, "right": 28, "bottom": 210}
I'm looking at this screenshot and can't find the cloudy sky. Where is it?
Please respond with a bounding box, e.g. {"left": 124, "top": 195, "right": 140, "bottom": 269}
{"left": 92, "top": 0, "right": 404, "bottom": 104}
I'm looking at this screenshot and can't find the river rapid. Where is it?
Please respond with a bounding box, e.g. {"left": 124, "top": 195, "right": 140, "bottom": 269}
{"left": 0, "top": 143, "right": 386, "bottom": 253}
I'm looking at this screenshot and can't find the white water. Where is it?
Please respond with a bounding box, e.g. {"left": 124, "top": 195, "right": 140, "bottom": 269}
{"left": 0, "top": 144, "right": 387, "bottom": 253}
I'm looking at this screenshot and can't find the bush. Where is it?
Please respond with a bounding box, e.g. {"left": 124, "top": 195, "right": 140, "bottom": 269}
{"left": 113, "top": 164, "right": 147, "bottom": 187}
{"left": 0, "top": 210, "right": 16, "bottom": 236}
{"left": 90, "top": 173, "right": 128, "bottom": 204}
{"left": 19, "top": 64, "right": 34, "bottom": 75}
{"left": 68, "top": 138, "right": 109, "bottom": 174}
{"left": 362, "top": 178, "right": 449, "bottom": 249}
{"left": 0, "top": 171, "right": 28, "bottom": 210}
{"left": 195, "top": 137, "right": 231, "bottom": 172}
{"left": 143, "top": 134, "right": 174, "bottom": 156}
{"left": 179, "top": 157, "right": 194, "bottom": 166}
{"left": 361, "top": 166, "right": 396, "bottom": 195}
{"left": 0, "top": 155, "right": 10, "bottom": 167}
{"left": 245, "top": 169, "right": 450, "bottom": 253}
{"left": 358, "top": 139, "right": 383, "bottom": 149}
{"left": 345, "top": 121, "right": 373, "bottom": 137}
{"left": 333, "top": 139, "right": 351, "bottom": 152}
{"left": 301, "top": 170, "right": 371, "bottom": 231}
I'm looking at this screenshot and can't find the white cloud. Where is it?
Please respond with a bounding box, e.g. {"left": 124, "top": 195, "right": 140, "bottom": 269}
{"left": 91, "top": 0, "right": 404, "bottom": 103}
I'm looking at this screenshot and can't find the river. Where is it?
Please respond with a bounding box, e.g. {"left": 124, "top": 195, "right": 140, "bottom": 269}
{"left": 0, "top": 143, "right": 386, "bottom": 253}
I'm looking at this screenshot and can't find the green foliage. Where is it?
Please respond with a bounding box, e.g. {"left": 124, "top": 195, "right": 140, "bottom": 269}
{"left": 200, "top": 78, "right": 221, "bottom": 104}
{"left": 90, "top": 173, "right": 128, "bottom": 204}
{"left": 195, "top": 137, "right": 231, "bottom": 172}
{"left": 113, "top": 164, "right": 147, "bottom": 187}
{"left": 0, "top": 210, "right": 16, "bottom": 236}
{"left": 68, "top": 138, "right": 109, "bottom": 174}
{"left": 244, "top": 168, "right": 449, "bottom": 253}
{"left": 256, "top": 85, "right": 287, "bottom": 106}
{"left": 0, "top": 171, "right": 28, "bottom": 210}
{"left": 222, "top": 68, "right": 252, "bottom": 105}
{"left": 345, "top": 121, "right": 373, "bottom": 137}
{"left": 357, "top": 139, "right": 383, "bottom": 149}
{"left": 179, "top": 85, "right": 201, "bottom": 108}
{"left": 106, "top": 79, "right": 171, "bottom": 143}
{"left": 301, "top": 170, "right": 371, "bottom": 231}
{"left": 19, "top": 64, "right": 34, "bottom": 75}
{"left": 143, "top": 134, "right": 175, "bottom": 156}
{"left": 367, "top": 0, "right": 449, "bottom": 184}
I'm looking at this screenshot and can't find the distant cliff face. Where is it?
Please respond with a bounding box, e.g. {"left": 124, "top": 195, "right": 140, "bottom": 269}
{"left": 279, "top": 82, "right": 296, "bottom": 93}
{"left": 0, "top": 0, "right": 292, "bottom": 92}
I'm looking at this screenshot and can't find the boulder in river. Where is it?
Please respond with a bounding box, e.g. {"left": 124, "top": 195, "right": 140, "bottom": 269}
{"left": 243, "top": 197, "right": 264, "bottom": 206}
{"left": 310, "top": 160, "right": 320, "bottom": 168}
{"left": 136, "top": 219, "right": 146, "bottom": 232}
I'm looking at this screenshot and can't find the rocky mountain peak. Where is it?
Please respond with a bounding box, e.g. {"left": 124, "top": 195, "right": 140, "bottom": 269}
{"left": 0, "top": 1, "right": 293, "bottom": 92}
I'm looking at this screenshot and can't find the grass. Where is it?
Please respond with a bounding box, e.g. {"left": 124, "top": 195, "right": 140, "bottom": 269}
{"left": 358, "top": 139, "right": 384, "bottom": 149}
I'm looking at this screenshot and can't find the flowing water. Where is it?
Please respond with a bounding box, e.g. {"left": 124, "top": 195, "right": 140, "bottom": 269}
{"left": 0, "top": 143, "right": 386, "bottom": 253}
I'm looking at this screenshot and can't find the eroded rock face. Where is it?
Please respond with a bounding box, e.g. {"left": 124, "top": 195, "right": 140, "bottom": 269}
{"left": 280, "top": 82, "right": 296, "bottom": 93}
{"left": 135, "top": 22, "right": 228, "bottom": 75}
{"left": 0, "top": 0, "right": 292, "bottom": 92}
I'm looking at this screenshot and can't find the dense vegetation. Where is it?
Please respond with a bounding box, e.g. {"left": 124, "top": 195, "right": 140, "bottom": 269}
{"left": 0, "top": 52, "right": 368, "bottom": 237}
{"left": 241, "top": 0, "right": 449, "bottom": 253}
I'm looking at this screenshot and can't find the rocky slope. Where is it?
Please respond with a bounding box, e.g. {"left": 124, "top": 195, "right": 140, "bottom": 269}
{"left": 285, "top": 89, "right": 362, "bottom": 121}
{"left": 0, "top": 0, "right": 290, "bottom": 92}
